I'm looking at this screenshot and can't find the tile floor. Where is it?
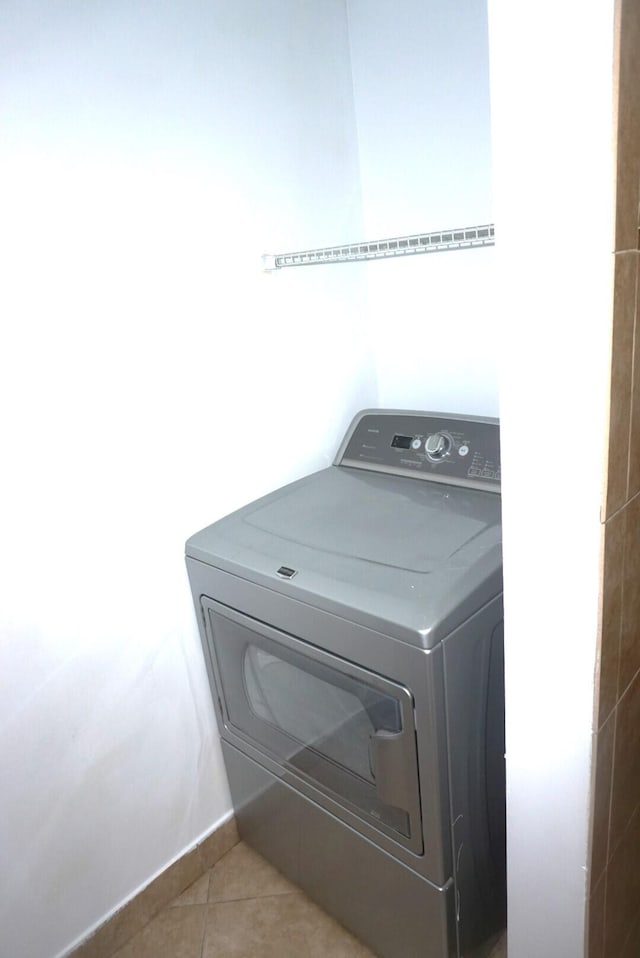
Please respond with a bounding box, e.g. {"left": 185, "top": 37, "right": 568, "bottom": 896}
{"left": 111, "top": 841, "right": 507, "bottom": 958}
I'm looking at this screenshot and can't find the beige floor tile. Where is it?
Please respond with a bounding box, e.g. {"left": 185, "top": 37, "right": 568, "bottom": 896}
{"left": 202, "top": 893, "right": 375, "bottom": 958}
{"left": 72, "top": 848, "right": 204, "bottom": 958}
{"left": 208, "top": 842, "right": 296, "bottom": 903}
{"left": 103, "top": 839, "right": 504, "bottom": 958}
{"left": 110, "top": 903, "right": 207, "bottom": 958}
{"left": 171, "top": 871, "right": 211, "bottom": 907}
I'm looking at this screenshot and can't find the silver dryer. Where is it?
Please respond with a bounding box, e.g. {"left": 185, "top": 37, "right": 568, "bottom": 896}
{"left": 186, "top": 409, "right": 506, "bottom": 958}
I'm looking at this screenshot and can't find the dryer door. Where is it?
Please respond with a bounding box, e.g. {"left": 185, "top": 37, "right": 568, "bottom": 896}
{"left": 202, "top": 598, "right": 423, "bottom": 855}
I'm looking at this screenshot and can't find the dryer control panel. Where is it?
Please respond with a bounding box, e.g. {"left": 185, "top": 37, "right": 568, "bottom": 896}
{"left": 336, "top": 410, "right": 501, "bottom": 492}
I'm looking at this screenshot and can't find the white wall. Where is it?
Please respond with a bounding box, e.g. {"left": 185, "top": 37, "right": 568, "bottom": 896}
{"left": 347, "top": 0, "right": 497, "bottom": 416}
{"left": 489, "top": 1, "right": 615, "bottom": 956}
{"left": 0, "top": 3, "right": 375, "bottom": 957}
{"left": 347, "top": 0, "right": 492, "bottom": 237}
{"left": 363, "top": 247, "right": 497, "bottom": 414}
{"left": 6, "top": 4, "right": 613, "bottom": 958}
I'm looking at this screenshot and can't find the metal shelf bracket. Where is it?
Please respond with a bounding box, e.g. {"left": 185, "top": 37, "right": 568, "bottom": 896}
{"left": 262, "top": 223, "right": 494, "bottom": 271}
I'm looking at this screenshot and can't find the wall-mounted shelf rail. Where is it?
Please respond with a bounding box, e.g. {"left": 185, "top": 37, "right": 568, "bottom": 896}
{"left": 262, "top": 223, "right": 494, "bottom": 271}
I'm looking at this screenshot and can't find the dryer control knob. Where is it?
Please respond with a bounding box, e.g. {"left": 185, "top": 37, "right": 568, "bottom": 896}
{"left": 425, "top": 432, "right": 452, "bottom": 461}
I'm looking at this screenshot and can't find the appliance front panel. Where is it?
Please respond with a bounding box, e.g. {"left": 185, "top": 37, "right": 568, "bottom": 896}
{"left": 222, "top": 740, "right": 457, "bottom": 958}
{"left": 202, "top": 598, "right": 423, "bottom": 854}
{"left": 187, "top": 558, "right": 452, "bottom": 885}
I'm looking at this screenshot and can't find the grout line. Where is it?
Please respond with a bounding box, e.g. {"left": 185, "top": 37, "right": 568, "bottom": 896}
{"left": 596, "top": 512, "right": 624, "bottom": 734}
{"left": 199, "top": 895, "right": 208, "bottom": 958}
{"left": 619, "top": 906, "right": 640, "bottom": 957}
{"left": 604, "top": 702, "right": 617, "bottom": 876}
{"left": 601, "top": 866, "right": 609, "bottom": 958}
{"left": 207, "top": 891, "right": 299, "bottom": 907}
{"left": 613, "top": 500, "right": 627, "bottom": 714}
{"left": 198, "top": 870, "right": 213, "bottom": 958}
{"left": 624, "top": 253, "right": 639, "bottom": 501}
{"left": 615, "top": 657, "right": 640, "bottom": 708}
{"left": 604, "top": 483, "right": 640, "bottom": 526}
{"left": 605, "top": 800, "right": 640, "bottom": 887}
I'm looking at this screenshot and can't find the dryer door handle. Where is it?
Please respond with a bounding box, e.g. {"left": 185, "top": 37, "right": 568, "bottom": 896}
{"left": 370, "top": 728, "right": 419, "bottom": 814}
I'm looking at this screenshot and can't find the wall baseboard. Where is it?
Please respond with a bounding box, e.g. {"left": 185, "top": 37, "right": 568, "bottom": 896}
{"left": 66, "top": 817, "right": 239, "bottom": 958}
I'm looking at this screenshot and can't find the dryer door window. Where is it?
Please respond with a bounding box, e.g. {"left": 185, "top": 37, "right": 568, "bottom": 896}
{"left": 244, "top": 644, "right": 399, "bottom": 785}
{"left": 202, "top": 599, "right": 423, "bottom": 854}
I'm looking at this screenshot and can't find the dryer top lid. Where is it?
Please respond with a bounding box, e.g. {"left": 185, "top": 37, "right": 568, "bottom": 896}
{"left": 186, "top": 465, "right": 501, "bottom": 648}
{"left": 243, "top": 465, "right": 491, "bottom": 575}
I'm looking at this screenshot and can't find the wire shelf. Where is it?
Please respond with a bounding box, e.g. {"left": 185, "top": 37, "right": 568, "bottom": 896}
{"left": 262, "top": 223, "right": 494, "bottom": 270}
